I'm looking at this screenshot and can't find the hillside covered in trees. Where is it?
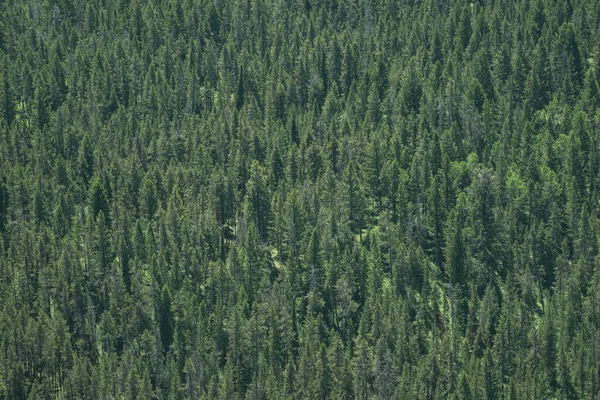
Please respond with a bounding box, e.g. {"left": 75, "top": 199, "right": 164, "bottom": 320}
{"left": 1, "top": 0, "right": 600, "bottom": 398}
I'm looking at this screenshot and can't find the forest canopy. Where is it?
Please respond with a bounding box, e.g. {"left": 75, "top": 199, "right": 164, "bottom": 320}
{"left": 1, "top": 0, "right": 600, "bottom": 398}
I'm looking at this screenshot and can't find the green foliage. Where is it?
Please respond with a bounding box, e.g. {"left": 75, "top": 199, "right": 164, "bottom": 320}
{"left": 1, "top": 0, "right": 599, "bottom": 397}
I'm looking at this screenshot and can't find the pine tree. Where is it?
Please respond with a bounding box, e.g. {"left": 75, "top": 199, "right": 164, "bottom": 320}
{"left": 243, "top": 161, "right": 271, "bottom": 242}
{"left": 88, "top": 177, "right": 110, "bottom": 223}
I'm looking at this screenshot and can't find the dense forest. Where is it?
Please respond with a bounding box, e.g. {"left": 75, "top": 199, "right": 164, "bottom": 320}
{"left": 0, "top": 0, "right": 600, "bottom": 398}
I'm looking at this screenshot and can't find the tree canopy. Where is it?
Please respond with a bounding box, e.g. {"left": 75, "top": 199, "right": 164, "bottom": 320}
{"left": 1, "top": 0, "right": 600, "bottom": 398}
